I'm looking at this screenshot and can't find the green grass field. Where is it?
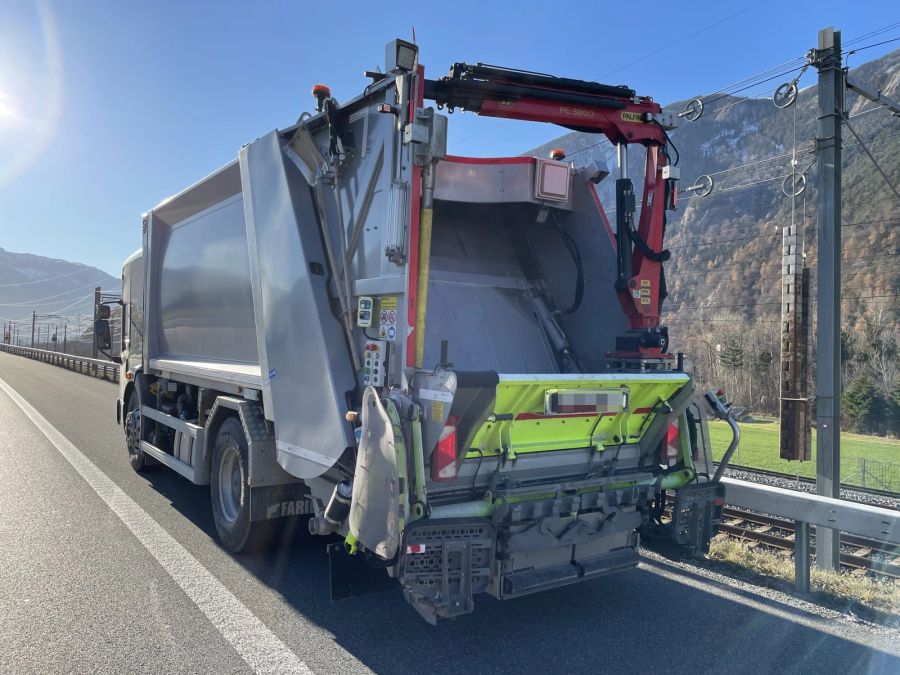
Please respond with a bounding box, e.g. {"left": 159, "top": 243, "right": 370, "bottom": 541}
{"left": 707, "top": 418, "right": 900, "bottom": 492}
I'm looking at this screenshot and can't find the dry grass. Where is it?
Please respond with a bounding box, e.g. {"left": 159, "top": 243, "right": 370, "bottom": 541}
{"left": 708, "top": 535, "right": 900, "bottom": 616}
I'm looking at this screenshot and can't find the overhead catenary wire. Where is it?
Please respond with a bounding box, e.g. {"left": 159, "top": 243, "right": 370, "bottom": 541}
{"left": 843, "top": 20, "right": 900, "bottom": 47}
{"left": 33, "top": 293, "right": 94, "bottom": 316}
{"left": 597, "top": 1, "right": 772, "bottom": 79}
{"left": 845, "top": 36, "right": 900, "bottom": 56}
{"left": 702, "top": 65, "right": 808, "bottom": 110}
{"left": 841, "top": 115, "right": 900, "bottom": 204}
{"left": 0, "top": 278, "right": 108, "bottom": 307}
{"left": 664, "top": 288, "right": 900, "bottom": 312}
{"left": 0, "top": 267, "right": 95, "bottom": 288}
{"left": 694, "top": 58, "right": 808, "bottom": 105}
{"left": 679, "top": 125, "right": 900, "bottom": 200}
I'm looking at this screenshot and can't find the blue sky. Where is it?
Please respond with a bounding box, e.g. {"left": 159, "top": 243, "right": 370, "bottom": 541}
{"left": 0, "top": 0, "right": 897, "bottom": 275}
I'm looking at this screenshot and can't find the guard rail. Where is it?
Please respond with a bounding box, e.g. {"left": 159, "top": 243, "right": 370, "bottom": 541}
{"left": 0, "top": 343, "right": 119, "bottom": 383}
{"left": 721, "top": 476, "right": 900, "bottom": 592}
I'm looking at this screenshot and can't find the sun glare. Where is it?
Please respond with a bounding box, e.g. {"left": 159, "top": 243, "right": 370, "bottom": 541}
{"left": 0, "top": 0, "right": 62, "bottom": 187}
{"left": 0, "top": 88, "right": 26, "bottom": 129}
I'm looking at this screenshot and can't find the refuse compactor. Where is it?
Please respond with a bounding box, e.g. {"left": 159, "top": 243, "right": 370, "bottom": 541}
{"left": 102, "top": 39, "right": 740, "bottom": 623}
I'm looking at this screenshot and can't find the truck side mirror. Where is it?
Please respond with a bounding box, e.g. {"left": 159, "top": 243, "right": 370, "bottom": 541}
{"left": 95, "top": 319, "right": 112, "bottom": 351}
{"left": 97, "top": 304, "right": 111, "bottom": 320}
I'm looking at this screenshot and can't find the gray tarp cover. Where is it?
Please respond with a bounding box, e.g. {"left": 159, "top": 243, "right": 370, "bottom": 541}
{"left": 349, "top": 387, "right": 399, "bottom": 559}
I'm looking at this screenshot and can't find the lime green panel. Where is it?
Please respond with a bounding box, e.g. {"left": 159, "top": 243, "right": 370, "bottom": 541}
{"left": 465, "top": 375, "right": 689, "bottom": 458}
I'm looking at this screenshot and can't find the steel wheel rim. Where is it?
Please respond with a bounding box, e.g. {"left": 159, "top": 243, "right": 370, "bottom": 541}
{"left": 125, "top": 406, "right": 141, "bottom": 457}
{"left": 218, "top": 441, "right": 243, "bottom": 525}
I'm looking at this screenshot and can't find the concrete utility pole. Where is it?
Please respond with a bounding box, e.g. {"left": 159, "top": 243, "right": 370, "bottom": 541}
{"left": 813, "top": 26, "right": 842, "bottom": 571}
{"left": 31, "top": 310, "right": 36, "bottom": 348}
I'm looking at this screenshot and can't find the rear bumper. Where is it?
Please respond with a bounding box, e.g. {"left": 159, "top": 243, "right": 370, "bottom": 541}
{"left": 500, "top": 547, "right": 638, "bottom": 598}
{"left": 398, "top": 514, "right": 641, "bottom": 623}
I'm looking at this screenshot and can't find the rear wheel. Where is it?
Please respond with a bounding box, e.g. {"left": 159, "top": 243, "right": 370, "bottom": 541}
{"left": 210, "top": 417, "right": 265, "bottom": 552}
{"left": 124, "top": 393, "right": 150, "bottom": 472}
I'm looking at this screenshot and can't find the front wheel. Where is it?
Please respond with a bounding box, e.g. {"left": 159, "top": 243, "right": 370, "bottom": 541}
{"left": 210, "top": 417, "right": 268, "bottom": 552}
{"left": 124, "top": 394, "right": 150, "bottom": 472}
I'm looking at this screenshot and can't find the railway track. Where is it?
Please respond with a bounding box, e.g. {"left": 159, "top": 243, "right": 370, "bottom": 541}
{"left": 718, "top": 505, "right": 900, "bottom": 579}
{"left": 726, "top": 464, "right": 899, "bottom": 503}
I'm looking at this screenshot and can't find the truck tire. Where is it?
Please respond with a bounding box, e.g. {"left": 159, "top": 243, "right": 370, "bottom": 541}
{"left": 210, "top": 417, "right": 261, "bottom": 552}
{"left": 124, "top": 393, "right": 150, "bottom": 472}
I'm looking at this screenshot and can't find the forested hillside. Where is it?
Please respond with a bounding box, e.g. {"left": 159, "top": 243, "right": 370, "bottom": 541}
{"left": 531, "top": 49, "right": 900, "bottom": 430}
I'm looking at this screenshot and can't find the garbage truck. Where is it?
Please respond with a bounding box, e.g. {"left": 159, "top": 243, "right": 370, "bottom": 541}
{"left": 97, "top": 39, "right": 740, "bottom": 623}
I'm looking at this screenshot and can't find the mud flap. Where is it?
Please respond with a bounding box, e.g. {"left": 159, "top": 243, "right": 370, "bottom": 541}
{"left": 327, "top": 542, "right": 400, "bottom": 601}
{"left": 349, "top": 387, "right": 400, "bottom": 560}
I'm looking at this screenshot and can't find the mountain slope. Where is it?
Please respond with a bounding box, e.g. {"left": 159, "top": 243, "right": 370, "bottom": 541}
{"left": 528, "top": 48, "right": 900, "bottom": 413}
{"left": 0, "top": 247, "right": 118, "bottom": 323}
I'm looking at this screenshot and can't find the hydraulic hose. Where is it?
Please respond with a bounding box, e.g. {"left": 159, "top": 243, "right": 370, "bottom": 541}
{"left": 551, "top": 210, "right": 584, "bottom": 315}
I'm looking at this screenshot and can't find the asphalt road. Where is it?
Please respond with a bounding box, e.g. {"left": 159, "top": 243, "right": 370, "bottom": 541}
{"left": 0, "top": 351, "right": 898, "bottom": 674}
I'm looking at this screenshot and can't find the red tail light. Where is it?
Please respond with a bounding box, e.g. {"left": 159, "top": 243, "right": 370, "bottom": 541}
{"left": 664, "top": 421, "right": 679, "bottom": 465}
{"left": 430, "top": 415, "right": 459, "bottom": 482}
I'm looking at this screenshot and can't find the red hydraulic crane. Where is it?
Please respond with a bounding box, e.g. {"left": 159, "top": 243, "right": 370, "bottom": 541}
{"left": 424, "top": 63, "right": 680, "bottom": 365}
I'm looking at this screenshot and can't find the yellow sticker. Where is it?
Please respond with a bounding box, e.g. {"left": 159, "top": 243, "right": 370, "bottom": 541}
{"left": 641, "top": 288, "right": 650, "bottom": 296}
{"left": 640, "top": 279, "right": 651, "bottom": 287}
{"left": 431, "top": 401, "right": 444, "bottom": 422}
{"left": 621, "top": 111, "right": 643, "bottom": 123}
{"left": 640, "top": 297, "right": 651, "bottom": 305}
{"left": 379, "top": 296, "right": 398, "bottom": 310}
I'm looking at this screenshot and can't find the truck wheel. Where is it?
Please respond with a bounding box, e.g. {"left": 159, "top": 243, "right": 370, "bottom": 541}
{"left": 210, "top": 417, "right": 259, "bottom": 552}
{"left": 124, "top": 394, "right": 150, "bottom": 472}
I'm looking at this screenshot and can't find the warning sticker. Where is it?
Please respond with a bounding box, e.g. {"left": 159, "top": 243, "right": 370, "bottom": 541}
{"left": 640, "top": 288, "right": 650, "bottom": 296}
{"left": 377, "top": 297, "right": 398, "bottom": 341}
{"left": 640, "top": 279, "right": 651, "bottom": 288}
{"left": 640, "top": 297, "right": 651, "bottom": 305}
{"left": 431, "top": 401, "right": 445, "bottom": 422}
{"left": 633, "top": 290, "right": 642, "bottom": 298}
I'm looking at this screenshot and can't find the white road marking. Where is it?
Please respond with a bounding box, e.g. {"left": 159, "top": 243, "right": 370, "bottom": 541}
{"left": 0, "top": 377, "right": 312, "bottom": 675}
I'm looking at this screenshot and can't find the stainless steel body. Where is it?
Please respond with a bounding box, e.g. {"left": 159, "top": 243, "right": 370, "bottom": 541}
{"left": 110, "top": 40, "right": 729, "bottom": 623}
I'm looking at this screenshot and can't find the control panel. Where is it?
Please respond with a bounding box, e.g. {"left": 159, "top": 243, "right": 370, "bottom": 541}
{"left": 362, "top": 340, "right": 387, "bottom": 386}
{"left": 357, "top": 296, "right": 373, "bottom": 328}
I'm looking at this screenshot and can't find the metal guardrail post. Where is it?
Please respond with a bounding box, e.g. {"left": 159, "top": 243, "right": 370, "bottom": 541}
{"left": 795, "top": 521, "right": 811, "bottom": 593}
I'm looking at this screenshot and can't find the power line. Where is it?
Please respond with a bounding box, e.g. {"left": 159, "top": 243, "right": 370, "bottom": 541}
{"left": 665, "top": 288, "right": 900, "bottom": 312}
{"left": 0, "top": 267, "right": 95, "bottom": 288}
{"left": 844, "top": 20, "right": 900, "bottom": 46}
{"left": 667, "top": 250, "right": 900, "bottom": 277}
{"left": 842, "top": 115, "right": 900, "bottom": 204}
{"left": 597, "top": 1, "right": 771, "bottom": 79}
{"left": 0, "top": 278, "right": 107, "bottom": 307}
{"left": 693, "top": 57, "right": 807, "bottom": 105}
{"left": 702, "top": 66, "right": 808, "bottom": 109}
{"left": 845, "top": 36, "right": 900, "bottom": 56}
{"left": 702, "top": 84, "right": 783, "bottom": 117}
{"left": 46, "top": 293, "right": 94, "bottom": 315}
